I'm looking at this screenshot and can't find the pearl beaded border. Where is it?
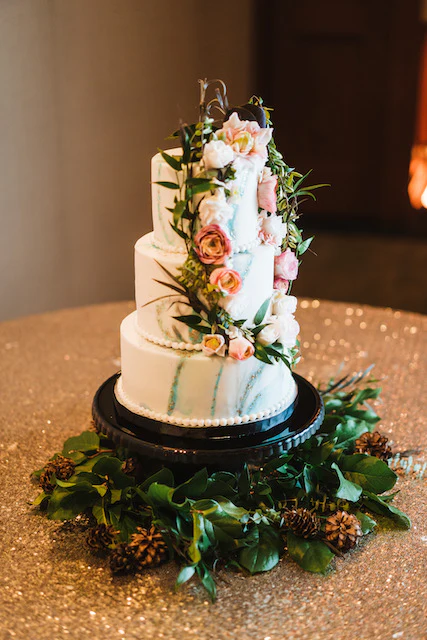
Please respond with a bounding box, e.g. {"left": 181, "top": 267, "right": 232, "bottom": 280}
{"left": 151, "top": 236, "right": 260, "bottom": 255}
{"left": 136, "top": 324, "right": 203, "bottom": 351}
{"left": 115, "top": 376, "right": 298, "bottom": 428}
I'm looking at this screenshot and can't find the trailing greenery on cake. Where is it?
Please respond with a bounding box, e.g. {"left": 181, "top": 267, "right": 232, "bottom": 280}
{"left": 31, "top": 368, "right": 410, "bottom": 601}
{"left": 146, "top": 79, "right": 326, "bottom": 367}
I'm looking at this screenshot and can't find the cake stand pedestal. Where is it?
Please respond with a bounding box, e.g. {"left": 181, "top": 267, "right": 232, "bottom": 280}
{"left": 92, "top": 373, "right": 324, "bottom": 476}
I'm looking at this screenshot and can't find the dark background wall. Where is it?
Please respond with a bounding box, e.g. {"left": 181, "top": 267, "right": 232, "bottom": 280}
{"left": 256, "top": 0, "right": 424, "bottom": 233}
{"left": 0, "top": 0, "right": 426, "bottom": 320}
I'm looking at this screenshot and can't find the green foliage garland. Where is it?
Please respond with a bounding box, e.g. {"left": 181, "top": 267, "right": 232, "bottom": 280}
{"left": 31, "top": 368, "right": 410, "bottom": 601}
{"left": 147, "top": 93, "right": 327, "bottom": 367}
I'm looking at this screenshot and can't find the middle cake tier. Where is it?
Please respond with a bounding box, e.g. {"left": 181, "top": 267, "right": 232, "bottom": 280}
{"left": 135, "top": 232, "right": 275, "bottom": 346}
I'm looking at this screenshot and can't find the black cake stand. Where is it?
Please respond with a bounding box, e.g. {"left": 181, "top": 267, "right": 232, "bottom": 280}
{"left": 92, "top": 373, "right": 324, "bottom": 475}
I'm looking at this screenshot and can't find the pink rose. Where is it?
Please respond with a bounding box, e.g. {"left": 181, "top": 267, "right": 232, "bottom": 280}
{"left": 216, "top": 112, "right": 273, "bottom": 162}
{"left": 257, "top": 167, "right": 278, "bottom": 213}
{"left": 273, "top": 277, "right": 289, "bottom": 292}
{"left": 210, "top": 267, "right": 242, "bottom": 295}
{"left": 274, "top": 249, "right": 299, "bottom": 281}
{"left": 194, "top": 224, "right": 232, "bottom": 265}
{"left": 201, "top": 334, "right": 226, "bottom": 357}
{"left": 229, "top": 336, "right": 255, "bottom": 361}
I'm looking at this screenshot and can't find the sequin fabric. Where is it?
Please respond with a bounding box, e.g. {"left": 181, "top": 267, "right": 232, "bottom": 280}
{"left": 0, "top": 300, "right": 426, "bottom": 639}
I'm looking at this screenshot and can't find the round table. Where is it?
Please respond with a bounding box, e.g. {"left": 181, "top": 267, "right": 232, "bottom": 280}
{"left": 1, "top": 300, "right": 426, "bottom": 639}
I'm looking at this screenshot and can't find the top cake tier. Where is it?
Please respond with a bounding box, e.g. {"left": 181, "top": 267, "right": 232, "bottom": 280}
{"left": 151, "top": 148, "right": 262, "bottom": 253}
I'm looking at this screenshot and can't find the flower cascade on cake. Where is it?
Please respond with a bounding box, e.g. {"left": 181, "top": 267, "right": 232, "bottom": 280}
{"left": 117, "top": 79, "right": 324, "bottom": 426}
{"left": 149, "top": 80, "right": 318, "bottom": 365}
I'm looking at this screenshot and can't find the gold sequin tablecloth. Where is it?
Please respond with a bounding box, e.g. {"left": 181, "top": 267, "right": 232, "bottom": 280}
{"left": 0, "top": 300, "right": 426, "bottom": 640}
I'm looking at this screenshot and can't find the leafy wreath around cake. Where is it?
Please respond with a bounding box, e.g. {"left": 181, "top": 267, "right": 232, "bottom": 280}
{"left": 31, "top": 368, "right": 411, "bottom": 601}
{"left": 143, "top": 78, "right": 327, "bottom": 366}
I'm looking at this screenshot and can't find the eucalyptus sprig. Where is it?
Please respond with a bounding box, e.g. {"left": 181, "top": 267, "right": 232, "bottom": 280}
{"left": 31, "top": 368, "right": 410, "bottom": 601}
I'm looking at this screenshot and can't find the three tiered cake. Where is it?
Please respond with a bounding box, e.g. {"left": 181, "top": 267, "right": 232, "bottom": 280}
{"left": 114, "top": 81, "right": 309, "bottom": 431}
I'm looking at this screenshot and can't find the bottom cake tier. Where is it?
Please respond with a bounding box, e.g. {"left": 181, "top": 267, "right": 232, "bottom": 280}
{"left": 116, "top": 312, "right": 298, "bottom": 428}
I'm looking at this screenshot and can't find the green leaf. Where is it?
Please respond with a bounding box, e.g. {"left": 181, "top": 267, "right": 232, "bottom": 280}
{"left": 191, "top": 324, "right": 214, "bottom": 335}
{"left": 186, "top": 176, "right": 214, "bottom": 186}
{"left": 334, "top": 419, "right": 372, "bottom": 451}
{"left": 32, "top": 491, "right": 49, "bottom": 507}
{"left": 110, "top": 489, "right": 122, "bottom": 504}
{"left": 73, "top": 453, "right": 112, "bottom": 474}
{"left": 331, "top": 462, "right": 362, "bottom": 502}
{"left": 175, "top": 565, "right": 196, "bottom": 590}
{"left": 254, "top": 297, "right": 271, "bottom": 325}
{"left": 62, "top": 431, "right": 99, "bottom": 455}
{"left": 92, "top": 504, "right": 108, "bottom": 524}
{"left": 188, "top": 182, "right": 216, "bottom": 196}
{"left": 197, "top": 563, "right": 217, "bottom": 602}
{"left": 238, "top": 465, "right": 250, "bottom": 496}
{"left": 47, "top": 484, "right": 99, "bottom": 520}
{"left": 188, "top": 513, "right": 204, "bottom": 563}
{"left": 92, "top": 456, "right": 122, "bottom": 476}
{"left": 216, "top": 498, "right": 248, "bottom": 521}
{"left": 173, "top": 468, "right": 208, "bottom": 502}
{"left": 141, "top": 468, "right": 175, "bottom": 490}
{"left": 171, "top": 200, "right": 186, "bottom": 226}
{"left": 146, "top": 483, "right": 176, "bottom": 508}
{"left": 115, "top": 514, "right": 140, "bottom": 541}
{"left": 159, "top": 150, "right": 182, "bottom": 171}
{"left": 254, "top": 344, "right": 273, "bottom": 365}
{"left": 173, "top": 314, "right": 203, "bottom": 327}
{"left": 287, "top": 532, "right": 334, "bottom": 573}
{"left": 154, "top": 181, "right": 180, "bottom": 189}
{"left": 309, "top": 440, "right": 335, "bottom": 465}
{"left": 297, "top": 236, "right": 314, "bottom": 255}
{"left": 169, "top": 223, "right": 188, "bottom": 241}
{"left": 362, "top": 492, "right": 411, "bottom": 529}
{"left": 239, "top": 526, "right": 282, "bottom": 574}
{"left": 340, "top": 454, "right": 397, "bottom": 494}
{"left": 355, "top": 510, "right": 377, "bottom": 534}
{"left": 303, "top": 466, "right": 316, "bottom": 494}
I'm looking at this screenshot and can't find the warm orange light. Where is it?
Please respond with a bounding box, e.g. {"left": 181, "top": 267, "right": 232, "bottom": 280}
{"left": 421, "top": 185, "right": 427, "bottom": 208}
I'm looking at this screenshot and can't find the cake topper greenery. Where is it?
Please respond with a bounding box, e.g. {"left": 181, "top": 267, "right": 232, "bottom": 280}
{"left": 31, "top": 367, "right": 410, "bottom": 601}
{"left": 146, "top": 78, "right": 327, "bottom": 367}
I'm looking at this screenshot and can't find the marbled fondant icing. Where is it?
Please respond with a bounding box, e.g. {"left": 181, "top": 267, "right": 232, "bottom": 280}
{"left": 119, "top": 312, "right": 297, "bottom": 425}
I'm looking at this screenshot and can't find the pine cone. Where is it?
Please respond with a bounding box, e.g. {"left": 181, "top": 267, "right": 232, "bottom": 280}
{"left": 281, "top": 508, "right": 320, "bottom": 539}
{"left": 121, "top": 457, "right": 143, "bottom": 479}
{"left": 325, "top": 511, "right": 362, "bottom": 551}
{"left": 355, "top": 431, "right": 392, "bottom": 460}
{"left": 86, "top": 524, "right": 118, "bottom": 550}
{"left": 109, "top": 543, "right": 137, "bottom": 574}
{"left": 39, "top": 455, "right": 75, "bottom": 492}
{"left": 129, "top": 525, "right": 168, "bottom": 569}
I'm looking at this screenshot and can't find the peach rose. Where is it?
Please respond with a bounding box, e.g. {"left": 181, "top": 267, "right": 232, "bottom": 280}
{"left": 274, "top": 248, "right": 299, "bottom": 281}
{"left": 216, "top": 112, "right": 273, "bottom": 162}
{"left": 201, "top": 334, "right": 226, "bottom": 357}
{"left": 210, "top": 267, "right": 242, "bottom": 295}
{"left": 194, "top": 224, "right": 232, "bottom": 265}
{"left": 229, "top": 336, "right": 255, "bottom": 360}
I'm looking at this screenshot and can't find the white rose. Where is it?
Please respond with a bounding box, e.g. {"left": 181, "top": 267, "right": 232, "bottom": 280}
{"left": 257, "top": 323, "right": 280, "bottom": 346}
{"left": 272, "top": 292, "right": 297, "bottom": 316}
{"left": 274, "top": 313, "right": 300, "bottom": 348}
{"left": 199, "top": 189, "right": 234, "bottom": 226}
{"left": 258, "top": 211, "right": 286, "bottom": 251}
{"left": 202, "top": 139, "right": 234, "bottom": 169}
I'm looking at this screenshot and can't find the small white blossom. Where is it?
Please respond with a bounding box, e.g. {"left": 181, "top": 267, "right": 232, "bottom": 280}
{"left": 199, "top": 189, "right": 234, "bottom": 226}
{"left": 202, "top": 139, "right": 234, "bottom": 170}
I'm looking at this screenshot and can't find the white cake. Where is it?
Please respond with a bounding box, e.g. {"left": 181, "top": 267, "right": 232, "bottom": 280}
{"left": 115, "top": 90, "right": 302, "bottom": 429}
